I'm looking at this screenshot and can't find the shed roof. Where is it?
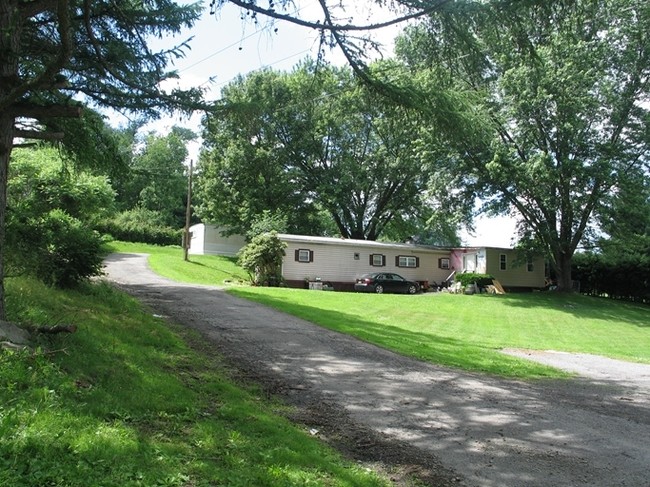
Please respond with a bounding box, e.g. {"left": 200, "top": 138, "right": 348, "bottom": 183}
{"left": 277, "top": 233, "right": 450, "bottom": 254}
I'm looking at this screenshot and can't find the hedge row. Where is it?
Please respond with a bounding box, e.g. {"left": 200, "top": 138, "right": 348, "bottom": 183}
{"left": 572, "top": 253, "right": 650, "bottom": 303}
{"left": 96, "top": 220, "right": 182, "bottom": 246}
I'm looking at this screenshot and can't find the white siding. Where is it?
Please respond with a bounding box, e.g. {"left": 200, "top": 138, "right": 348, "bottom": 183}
{"left": 188, "top": 224, "right": 246, "bottom": 257}
{"left": 280, "top": 236, "right": 451, "bottom": 285}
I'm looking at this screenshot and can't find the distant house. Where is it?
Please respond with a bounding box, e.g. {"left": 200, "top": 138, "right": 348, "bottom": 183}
{"left": 187, "top": 224, "right": 546, "bottom": 291}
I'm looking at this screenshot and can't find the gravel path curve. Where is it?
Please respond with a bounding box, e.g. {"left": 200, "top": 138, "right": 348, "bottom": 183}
{"left": 103, "top": 253, "right": 650, "bottom": 487}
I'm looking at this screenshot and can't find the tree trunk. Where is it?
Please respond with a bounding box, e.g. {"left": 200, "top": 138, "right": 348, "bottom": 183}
{"left": 0, "top": 113, "right": 12, "bottom": 321}
{"left": 0, "top": 0, "right": 20, "bottom": 321}
{"left": 554, "top": 250, "right": 574, "bottom": 293}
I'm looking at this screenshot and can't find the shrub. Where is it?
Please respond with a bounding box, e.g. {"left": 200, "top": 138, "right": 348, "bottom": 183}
{"left": 8, "top": 210, "right": 104, "bottom": 288}
{"left": 237, "top": 232, "right": 286, "bottom": 286}
{"left": 455, "top": 272, "right": 495, "bottom": 288}
{"left": 573, "top": 253, "right": 649, "bottom": 303}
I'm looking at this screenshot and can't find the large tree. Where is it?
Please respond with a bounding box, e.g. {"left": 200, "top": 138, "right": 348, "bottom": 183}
{"left": 196, "top": 61, "right": 436, "bottom": 240}
{"left": 0, "top": 1, "right": 205, "bottom": 318}
{"left": 394, "top": 0, "right": 650, "bottom": 290}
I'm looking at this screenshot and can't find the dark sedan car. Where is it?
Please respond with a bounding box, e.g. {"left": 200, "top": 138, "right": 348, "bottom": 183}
{"left": 354, "top": 272, "right": 421, "bottom": 294}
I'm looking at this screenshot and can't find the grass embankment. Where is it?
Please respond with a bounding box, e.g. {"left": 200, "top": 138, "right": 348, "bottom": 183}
{"left": 104, "top": 242, "right": 649, "bottom": 379}
{"left": 1, "top": 277, "right": 389, "bottom": 487}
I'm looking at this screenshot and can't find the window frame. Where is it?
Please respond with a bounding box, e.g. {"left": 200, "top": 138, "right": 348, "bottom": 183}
{"left": 370, "top": 253, "right": 386, "bottom": 267}
{"left": 438, "top": 257, "right": 450, "bottom": 270}
{"left": 396, "top": 255, "right": 419, "bottom": 268}
{"left": 499, "top": 253, "right": 507, "bottom": 271}
{"left": 295, "top": 248, "right": 314, "bottom": 263}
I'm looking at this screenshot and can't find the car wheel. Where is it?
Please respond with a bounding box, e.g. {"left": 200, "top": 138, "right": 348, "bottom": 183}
{"left": 374, "top": 284, "right": 384, "bottom": 294}
{"left": 407, "top": 284, "right": 418, "bottom": 294}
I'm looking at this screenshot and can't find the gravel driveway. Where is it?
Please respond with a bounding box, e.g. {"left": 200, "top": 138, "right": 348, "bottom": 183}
{"left": 103, "top": 253, "right": 650, "bottom": 487}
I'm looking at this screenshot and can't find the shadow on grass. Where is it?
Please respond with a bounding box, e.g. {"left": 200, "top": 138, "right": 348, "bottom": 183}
{"left": 228, "top": 288, "right": 565, "bottom": 379}
{"left": 479, "top": 292, "right": 650, "bottom": 327}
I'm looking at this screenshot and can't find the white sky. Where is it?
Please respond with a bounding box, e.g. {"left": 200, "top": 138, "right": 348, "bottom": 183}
{"left": 139, "top": 1, "right": 517, "bottom": 247}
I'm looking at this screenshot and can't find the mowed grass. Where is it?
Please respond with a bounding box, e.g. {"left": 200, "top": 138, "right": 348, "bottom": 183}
{"left": 104, "top": 241, "right": 248, "bottom": 286}
{"left": 1, "top": 276, "right": 390, "bottom": 487}
{"left": 227, "top": 287, "right": 650, "bottom": 378}
{"left": 105, "top": 242, "right": 650, "bottom": 378}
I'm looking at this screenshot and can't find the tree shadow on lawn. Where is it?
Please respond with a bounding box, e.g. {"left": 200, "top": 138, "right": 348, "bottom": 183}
{"left": 474, "top": 292, "right": 650, "bottom": 327}
{"left": 229, "top": 289, "right": 565, "bottom": 379}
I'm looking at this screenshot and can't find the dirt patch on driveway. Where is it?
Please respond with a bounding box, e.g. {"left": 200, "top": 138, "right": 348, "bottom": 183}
{"left": 104, "top": 253, "right": 650, "bottom": 487}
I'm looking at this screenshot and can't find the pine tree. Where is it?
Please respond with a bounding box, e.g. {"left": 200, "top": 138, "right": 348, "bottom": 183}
{"left": 0, "top": 0, "right": 205, "bottom": 319}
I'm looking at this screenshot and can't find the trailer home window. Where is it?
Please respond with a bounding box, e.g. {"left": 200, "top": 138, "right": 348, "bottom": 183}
{"left": 370, "top": 254, "right": 385, "bottom": 267}
{"left": 295, "top": 249, "right": 313, "bottom": 263}
{"left": 397, "top": 255, "right": 418, "bottom": 268}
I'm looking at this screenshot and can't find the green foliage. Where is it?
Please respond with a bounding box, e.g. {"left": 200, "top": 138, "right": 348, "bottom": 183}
{"left": 455, "top": 273, "right": 494, "bottom": 288}
{"left": 395, "top": 0, "right": 650, "bottom": 290}
{"left": 16, "top": 210, "right": 104, "bottom": 288}
{"left": 197, "top": 60, "right": 444, "bottom": 241}
{"left": 44, "top": 109, "right": 131, "bottom": 179}
{"left": 0, "top": 0, "right": 207, "bottom": 318}
{"left": 96, "top": 209, "right": 182, "bottom": 246}
{"left": 573, "top": 253, "right": 650, "bottom": 303}
{"left": 8, "top": 147, "right": 116, "bottom": 223}
{"left": 237, "top": 233, "right": 287, "bottom": 286}
{"left": 6, "top": 148, "right": 112, "bottom": 287}
{"left": 246, "top": 210, "right": 288, "bottom": 240}
{"left": 596, "top": 166, "right": 650, "bottom": 258}
{"left": 117, "top": 127, "right": 194, "bottom": 228}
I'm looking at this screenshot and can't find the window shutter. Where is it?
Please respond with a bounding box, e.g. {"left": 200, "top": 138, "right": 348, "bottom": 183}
{"left": 309, "top": 250, "right": 314, "bottom": 262}
{"left": 395, "top": 256, "right": 400, "bottom": 266}
{"left": 415, "top": 256, "right": 420, "bottom": 268}
{"left": 382, "top": 255, "right": 386, "bottom": 266}
{"left": 295, "top": 249, "right": 300, "bottom": 261}
{"left": 369, "top": 254, "right": 374, "bottom": 265}
{"left": 438, "top": 258, "right": 442, "bottom": 268}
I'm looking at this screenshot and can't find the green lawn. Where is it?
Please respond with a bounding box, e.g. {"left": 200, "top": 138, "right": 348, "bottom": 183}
{"left": 104, "top": 242, "right": 650, "bottom": 378}
{"left": 227, "top": 287, "right": 650, "bottom": 378}
{"left": 1, "top": 276, "right": 390, "bottom": 487}
{"left": 103, "top": 241, "right": 248, "bottom": 286}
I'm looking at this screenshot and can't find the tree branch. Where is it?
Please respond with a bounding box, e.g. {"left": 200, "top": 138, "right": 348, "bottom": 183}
{"left": 223, "top": 0, "right": 452, "bottom": 33}
{"left": 19, "top": 0, "right": 59, "bottom": 19}
{"left": 13, "top": 129, "right": 65, "bottom": 141}
{"left": 9, "top": 102, "right": 82, "bottom": 119}
{"left": 1, "top": 0, "right": 72, "bottom": 110}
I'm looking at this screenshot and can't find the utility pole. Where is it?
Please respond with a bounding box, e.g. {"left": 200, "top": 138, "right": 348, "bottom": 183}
{"left": 183, "top": 159, "right": 193, "bottom": 262}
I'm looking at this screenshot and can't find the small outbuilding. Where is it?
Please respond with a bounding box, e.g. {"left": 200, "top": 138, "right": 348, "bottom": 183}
{"left": 188, "top": 224, "right": 246, "bottom": 257}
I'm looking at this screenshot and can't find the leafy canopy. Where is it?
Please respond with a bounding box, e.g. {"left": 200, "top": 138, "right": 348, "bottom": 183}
{"left": 394, "top": 0, "right": 650, "bottom": 289}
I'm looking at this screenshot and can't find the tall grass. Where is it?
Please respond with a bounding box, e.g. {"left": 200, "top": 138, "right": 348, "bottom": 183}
{"left": 1, "top": 277, "right": 389, "bottom": 487}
